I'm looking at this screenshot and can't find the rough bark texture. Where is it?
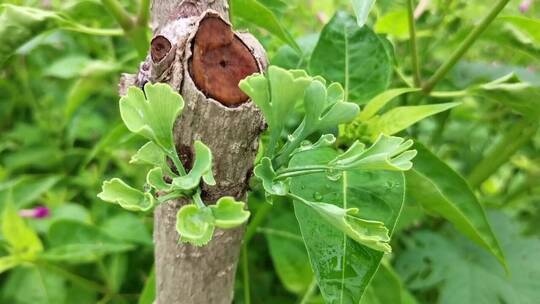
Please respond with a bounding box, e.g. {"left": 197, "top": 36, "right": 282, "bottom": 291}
{"left": 120, "top": 1, "right": 267, "bottom": 303}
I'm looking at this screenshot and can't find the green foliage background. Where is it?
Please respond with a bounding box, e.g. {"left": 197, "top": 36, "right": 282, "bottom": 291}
{"left": 0, "top": 0, "right": 539, "bottom": 303}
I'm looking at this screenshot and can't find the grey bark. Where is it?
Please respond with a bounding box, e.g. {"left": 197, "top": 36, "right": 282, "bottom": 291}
{"left": 120, "top": 1, "right": 267, "bottom": 303}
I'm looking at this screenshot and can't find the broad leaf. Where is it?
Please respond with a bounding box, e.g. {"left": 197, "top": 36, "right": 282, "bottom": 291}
{"left": 365, "top": 102, "right": 460, "bottom": 140}
{"left": 358, "top": 88, "right": 421, "bottom": 121}
{"left": 309, "top": 12, "right": 393, "bottom": 103}
{"left": 43, "top": 220, "right": 133, "bottom": 263}
{"left": 254, "top": 157, "right": 289, "bottom": 196}
{"left": 405, "top": 142, "right": 506, "bottom": 267}
{"left": 209, "top": 197, "right": 250, "bottom": 229}
{"left": 396, "top": 213, "right": 540, "bottom": 304}
{"left": 290, "top": 147, "right": 405, "bottom": 303}
{"left": 264, "top": 209, "right": 314, "bottom": 294}
{"left": 1, "top": 195, "right": 43, "bottom": 259}
{"left": 498, "top": 15, "right": 540, "bottom": 46}
{"left": 231, "top": 0, "right": 300, "bottom": 52}
{"left": 102, "top": 214, "right": 153, "bottom": 246}
{"left": 0, "top": 175, "right": 61, "bottom": 208}
{"left": 176, "top": 205, "right": 215, "bottom": 246}
{"left": 172, "top": 141, "right": 215, "bottom": 190}
{"left": 119, "top": 83, "right": 184, "bottom": 153}
{"left": 0, "top": 5, "right": 59, "bottom": 66}
{"left": 0, "top": 256, "right": 18, "bottom": 274}
{"left": 471, "top": 73, "right": 540, "bottom": 119}
{"left": 98, "top": 178, "right": 155, "bottom": 212}
{"left": 360, "top": 263, "right": 411, "bottom": 304}
{"left": 351, "top": 0, "right": 376, "bottom": 27}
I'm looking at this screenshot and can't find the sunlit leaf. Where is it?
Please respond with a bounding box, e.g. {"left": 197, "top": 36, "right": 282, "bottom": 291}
{"left": 254, "top": 157, "right": 289, "bottom": 197}
{"left": 130, "top": 141, "right": 165, "bottom": 167}
{"left": 351, "top": 0, "right": 376, "bottom": 27}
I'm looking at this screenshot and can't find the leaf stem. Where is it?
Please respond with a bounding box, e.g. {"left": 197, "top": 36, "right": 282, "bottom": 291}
{"left": 100, "top": 0, "right": 134, "bottom": 30}
{"left": 192, "top": 189, "right": 206, "bottom": 209}
{"left": 467, "top": 119, "right": 538, "bottom": 188}
{"left": 137, "top": 0, "right": 151, "bottom": 26}
{"left": 422, "top": 0, "right": 511, "bottom": 93}
{"left": 407, "top": 0, "right": 422, "bottom": 87}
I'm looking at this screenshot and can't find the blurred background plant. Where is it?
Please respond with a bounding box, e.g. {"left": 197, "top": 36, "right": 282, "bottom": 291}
{"left": 0, "top": 0, "right": 538, "bottom": 303}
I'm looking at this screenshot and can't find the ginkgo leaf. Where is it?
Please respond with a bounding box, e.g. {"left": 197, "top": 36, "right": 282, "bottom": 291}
{"left": 176, "top": 205, "right": 215, "bottom": 246}
{"left": 172, "top": 141, "right": 215, "bottom": 191}
{"left": 146, "top": 167, "right": 171, "bottom": 192}
{"left": 291, "top": 134, "right": 336, "bottom": 156}
{"left": 130, "top": 141, "right": 164, "bottom": 166}
{"left": 240, "top": 66, "right": 312, "bottom": 156}
{"left": 330, "top": 134, "right": 416, "bottom": 171}
{"left": 210, "top": 197, "right": 250, "bottom": 229}
{"left": 119, "top": 83, "right": 184, "bottom": 153}
{"left": 301, "top": 200, "right": 391, "bottom": 253}
{"left": 254, "top": 157, "right": 289, "bottom": 196}
{"left": 98, "top": 178, "right": 155, "bottom": 212}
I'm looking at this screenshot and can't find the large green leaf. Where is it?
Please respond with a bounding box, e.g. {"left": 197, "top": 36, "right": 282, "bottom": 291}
{"left": 0, "top": 175, "right": 61, "bottom": 208}
{"left": 405, "top": 143, "right": 506, "bottom": 267}
{"left": 498, "top": 15, "right": 540, "bottom": 46}
{"left": 471, "top": 73, "right": 540, "bottom": 119}
{"left": 231, "top": 0, "right": 300, "bottom": 52}
{"left": 264, "top": 209, "right": 313, "bottom": 294}
{"left": 98, "top": 178, "right": 155, "bottom": 212}
{"left": 290, "top": 147, "right": 405, "bottom": 303}
{"left": 0, "top": 4, "right": 59, "bottom": 66}
{"left": 396, "top": 213, "right": 540, "bottom": 304}
{"left": 360, "top": 263, "right": 413, "bottom": 304}
{"left": 351, "top": 0, "right": 376, "bottom": 27}
{"left": 42, "top": 220, "right": 133, "bottom": 263}
{"left": 309, "top": 12, "right": 393, "bottom": 103}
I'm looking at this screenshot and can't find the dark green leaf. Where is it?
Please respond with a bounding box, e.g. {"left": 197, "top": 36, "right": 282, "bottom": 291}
{"left": 309, "top": 12, "right": 393, "bottom": 103}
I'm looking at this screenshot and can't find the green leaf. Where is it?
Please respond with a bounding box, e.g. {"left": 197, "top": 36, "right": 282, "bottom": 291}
{"left": 290, "top": 81, "right": 359, "bottom": 141}
{"left": 97, "top": 178, "right": 155, "bottom": 212}
{"left": 119, "top": 83, "right": 184, "bottom": 153}
{"left": 405, "top": 142, "right": 506, "bottom": 268}
{"left": 309, "top": 12, "right": 393, "bottom": 103}
{"left": 498, "top": 15, "right": 540, "bottom": 47}
{"left": 291, "top": 134, "right": 336, "bottom": 156}
{"left": 365, "top": 102, "right": 460, "bottom": 140}
{"left": 358, "top": 88, "right": 421, "bottom": 121}
{"left": 290, "top": 147, "right": 405, "bottom": 303}
{"left": 360, "top": 263, "right": 409, "bottom": 304}
{"left": 102, "top": 214, "right": 153, "bottom": 246}
{"left": 0, "top": 175, "right": 61, "bottom": 208}
{"left": 139, "top": 267, "right": 156, "bottom": 304}
{"left": 210, "top": 197, "right": 250, "bottom": 229}
{"left": 43, "top": 220, "right": 133, "bottom": 263}
{"left": 130, "top": 141, "right": 165, "bottom": 166}
{"left": 231, "top": 0, "right": 300, "bottom": 52}
{"left": 0, "top": 256, "right": 19, "bottom": 274}
{"left": 1, "top": 193, "right": 43, "bottom": 259}
{"left": 0, "top": 266, "right": 67, "bottom": 304}
{"left": 329, "top": 134, "right": 416, "bottom": 171}
{"left": 172, "top": 141, "right": 215, "bottom": 190}
{"left": 146, "top": 167, "right": 174, "bottom": 192}
{"left": 471, "top": 73, "right": 540, "bottom": 119}
{"left": 300, "top": 200, "right": 391, "bottom": 253}
{"left": 240, "top": 66, "right": 312, "bottom": 156}
{"left": 176, "top": 205, "right": 215, "bottom": 246}
{"left": 264, "top": 209, "right": 313, "bottom": 294}
{"left": 374, "top": 10, "right": 409, "bottom": 40}
{"left": 254, "top": 157, "right": 289, "bottom": 196}
{"left": 396, "top": 213, "right": 540, "bottom": 304}
{"left": 351, "top": 0, "right": 376, "bottom": 27}
{"left": 0, "top": 5, "right": 59, "bottom": 66}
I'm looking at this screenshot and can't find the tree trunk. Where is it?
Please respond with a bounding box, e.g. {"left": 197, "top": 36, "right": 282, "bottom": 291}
{"left": 120, "top": 1, "right": 267, "bottom": 303}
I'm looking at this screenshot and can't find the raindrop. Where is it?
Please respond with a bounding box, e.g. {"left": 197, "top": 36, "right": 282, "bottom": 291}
{"left": 313, "top": 192, "right": 323, "bottom": 201}
{"left": 326, "top": 169, "right": 342, "bottom": 181}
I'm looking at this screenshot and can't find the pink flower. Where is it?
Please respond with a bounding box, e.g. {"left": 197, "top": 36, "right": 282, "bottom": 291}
{"left": 19, "top": 206, "right": 50, "bottom": 219}
{"left": 520, "top": 0, "right": 533, "bottom": 13}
